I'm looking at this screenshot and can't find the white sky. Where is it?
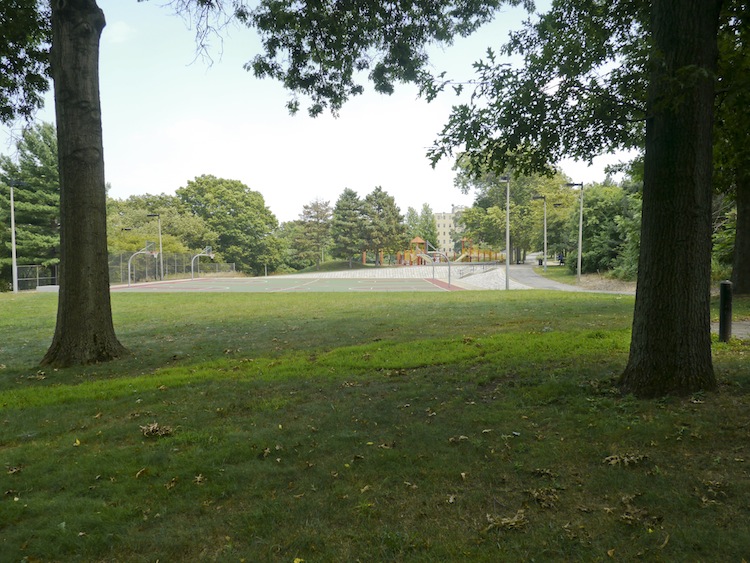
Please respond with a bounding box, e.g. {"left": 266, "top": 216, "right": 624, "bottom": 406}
{"left": 1, "top": 0, "right": 628, "bottom": 223}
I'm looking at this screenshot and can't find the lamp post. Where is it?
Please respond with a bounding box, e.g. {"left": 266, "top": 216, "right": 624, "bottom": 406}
{"left": 9, "top": 182, "right": 19, "bottom": 293}
{"left": 566, "top": 182, "right": 584, "bottom": 283}
{"left": 499, "top": 175, "right": 511, "bottom": 290}
{"left": 147, "top": 213, "right": 163, "bottom": 280}
{"left": 532, "top": 195, "right": 547, "bottom": 272}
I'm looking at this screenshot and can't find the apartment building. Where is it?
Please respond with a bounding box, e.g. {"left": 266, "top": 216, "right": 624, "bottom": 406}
{"left": 434, "top": 205, "right": 466, "bottom": 256}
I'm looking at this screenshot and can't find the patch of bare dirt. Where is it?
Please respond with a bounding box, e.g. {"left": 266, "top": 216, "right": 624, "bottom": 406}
{"left": 577, "top": 274, "right": 636, "bottom": 293}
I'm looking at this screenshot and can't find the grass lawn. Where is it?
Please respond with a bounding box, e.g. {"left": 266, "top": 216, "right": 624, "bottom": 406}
{"left": 1, "top": 290, "right": 749, "bottom": 561}
{"left": 534, "top": 263, "right": 578, "bottom": 284}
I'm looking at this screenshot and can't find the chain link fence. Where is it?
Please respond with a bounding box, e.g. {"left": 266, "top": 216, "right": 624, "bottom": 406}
{"left": 17, "top": 265, "right": 58, "bottom": 291}
{"left": 10, "top": 255, "right": 235, "bottom": 291}
{"left": 108, "top": 252, "right": 235, "bottom": 285}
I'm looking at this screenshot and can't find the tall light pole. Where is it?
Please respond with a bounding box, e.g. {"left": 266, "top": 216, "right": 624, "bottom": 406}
{"left": 532, "top": 195, "right": 547, "bottom": 272}
{"left": 499, "top": 175, "right": 511, "bottom": 290}
{"left": 9, "top": 182, "right": 19, "bottom": 293}
{"left": 566, "top": 182, "right": 584, "bottom": 283}
{"left": 147, "top": 213, "right": 163, "bottom": 280}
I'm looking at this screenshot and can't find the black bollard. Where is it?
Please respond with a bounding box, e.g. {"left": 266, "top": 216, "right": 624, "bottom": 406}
{"left": 719, "top": 280, "right": 733, "bottom": 343}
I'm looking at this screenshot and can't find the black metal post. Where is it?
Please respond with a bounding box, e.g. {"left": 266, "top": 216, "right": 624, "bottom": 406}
{"left": 719, "top": 280, "right": 733, "bottom": 342}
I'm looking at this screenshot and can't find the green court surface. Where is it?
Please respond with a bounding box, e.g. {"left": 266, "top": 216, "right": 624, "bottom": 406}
{"left": 111, "top": 276, "right": 461, "bottom": 293}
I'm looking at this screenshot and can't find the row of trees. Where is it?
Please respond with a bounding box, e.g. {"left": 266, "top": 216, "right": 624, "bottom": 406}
{"left": 2, "top": 122, "right": 735, "bottom": 288}
{"left": 111, "top": 184, "right": 442, "bottom": 275}
{"left": 1, "top": 125, "right": 445, "bottom": 285}
{"left": 283, "top": 189, "right": 448, "bottom": 270}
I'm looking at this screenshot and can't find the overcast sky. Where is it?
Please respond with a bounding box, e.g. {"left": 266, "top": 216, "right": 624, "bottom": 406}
{"left": 1, "top": 0, "right": 628, "bottom": 223}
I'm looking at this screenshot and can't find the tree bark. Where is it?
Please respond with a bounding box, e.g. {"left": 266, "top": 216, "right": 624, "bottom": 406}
{"left": 732, "top": 171, "right": 750, "bottom": 294}
{"left": 620, "top": 0, "right": 723, "bottom": 398}
{"left": 42, "top": 0, "right": 127, "bottom": 367}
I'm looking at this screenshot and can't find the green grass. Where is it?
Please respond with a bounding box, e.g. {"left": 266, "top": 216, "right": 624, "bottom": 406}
{"left": 534, "top": 262, "right": 578, "bottom": 284}
{"left": 1, "top": 290, "right": 749, "bottom": 561}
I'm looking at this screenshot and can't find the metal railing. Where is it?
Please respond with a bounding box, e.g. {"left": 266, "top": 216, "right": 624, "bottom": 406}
{"left": 16, "top": 265, "right": 58, "bottom": 290}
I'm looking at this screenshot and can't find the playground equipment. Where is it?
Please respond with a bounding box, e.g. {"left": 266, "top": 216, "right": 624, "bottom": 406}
{"left": 400, "top": 237, "right": 503, "bottom": 264}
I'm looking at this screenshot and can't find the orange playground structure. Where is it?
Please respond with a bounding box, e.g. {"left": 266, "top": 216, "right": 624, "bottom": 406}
{"left": 396, "top": 237, "right": 503, "bottom": 265}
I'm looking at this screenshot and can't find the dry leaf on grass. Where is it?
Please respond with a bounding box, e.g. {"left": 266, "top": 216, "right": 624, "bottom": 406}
{"left": 484, "top": 509, "right": 528, "bottom": 532}
{"left": 140, "top": 422, "right": 173, "bottom": 438}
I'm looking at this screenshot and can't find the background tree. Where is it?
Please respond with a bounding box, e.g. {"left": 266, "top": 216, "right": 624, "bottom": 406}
{"left": 566, "top": 183, "right": 632, "bottom": 275}
{"left": 417, "top": 204, "right": 439, "bottom": 249}
{"left": 405, "top": 204, "right": 439, "bottom": 249}
{"left": 106, "top": 193, "right": 218, "bottom": 253}
{"left": 454, "top": 161, "right": 573, "bottom": 260}
{"left": 0, "top": 121, "right": 59, "bottom": 289}
{"left": 298, "top": 198, "right": 332, "bottom": 268}
{"left": 330, "top": 188, "right": 366, "bottom": 266}
{"left": 405, "top": 207, "right": 420, "bottom": 241}
{"left": 176, "top": 175, "right": 281, "bottom": 275}
{"left": 363, "top": 187, "right": 406, "bottom": 264}
{"left": 275, "top": 220, "right": 313, "bottom": 271}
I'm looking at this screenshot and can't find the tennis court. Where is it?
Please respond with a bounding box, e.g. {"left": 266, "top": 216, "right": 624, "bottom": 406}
{"left": 110, "top": 276, "right": 463, "bottom": 293}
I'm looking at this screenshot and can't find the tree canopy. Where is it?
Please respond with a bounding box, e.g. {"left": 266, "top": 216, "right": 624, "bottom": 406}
{"left": 427, "top": 0, "right": 649, "bottom": 176}
{"left": 106, "top": 193, "right": 218, "bottom": 254}
{"left": 176, "top": 175, "right": 281, "bottom": 275}
{"left": 0, "top": 0, "right": 49, "bottom": 123}
{"left": 248, "top": 0, "right": 532, "bottom": 116}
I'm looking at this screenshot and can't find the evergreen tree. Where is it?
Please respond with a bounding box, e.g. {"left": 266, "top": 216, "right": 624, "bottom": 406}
{"left": 405, "top": 207, "right": 420, "bottom": 241}
{"left": 363, "top": 187, "right": 406, "bottom": 264}
{"left": 417, "top": 204, "right": 439, "bottom": 249}
{"left": 0, "top": 122, "right": 60, "bottom": 289}
{"left": 330, "top": 188, "right": 366, "bottom": 266}
{"left": 298, "top": 199, "right": 332, "bottom": 267}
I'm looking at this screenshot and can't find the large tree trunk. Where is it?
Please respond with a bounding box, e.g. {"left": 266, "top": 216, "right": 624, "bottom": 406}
{"left": 732, "top": 171, "right": 750, "bottom": 294}
{"left": 42, "top": 0, "right": 127, "bottom": 367}
{"left": 620, "top": 0, "right": 723, "bottom": 398}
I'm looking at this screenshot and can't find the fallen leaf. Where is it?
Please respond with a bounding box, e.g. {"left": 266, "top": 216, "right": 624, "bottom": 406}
{"left": 484, "top": 510, "right": 528, "bottom": 532}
